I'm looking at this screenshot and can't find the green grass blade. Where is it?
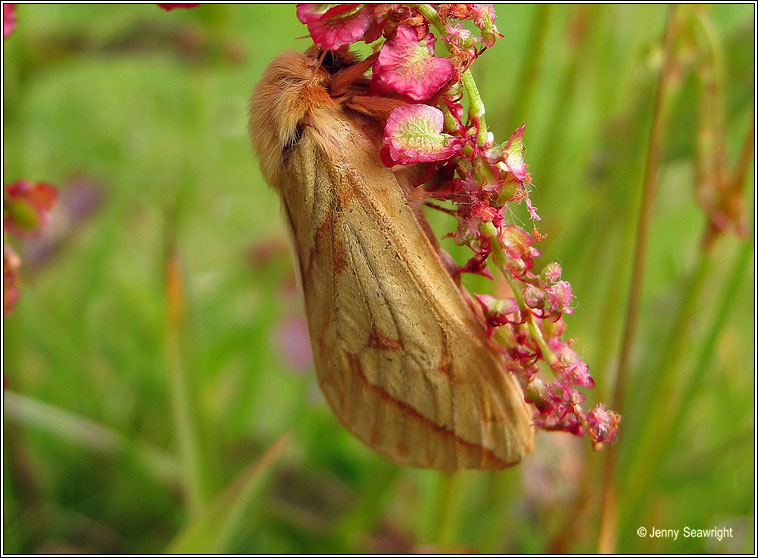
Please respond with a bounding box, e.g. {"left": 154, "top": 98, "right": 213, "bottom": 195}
{"left": 3, "top": 390, "right": 179, "bottom": 485}
{"left": 166, "top": 432, "right": 290, "bottom": 554}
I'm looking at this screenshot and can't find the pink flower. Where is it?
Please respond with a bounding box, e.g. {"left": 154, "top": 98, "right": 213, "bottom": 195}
{"left": 296, "top": 4, "right": 358, "bottom": 24}
{"left": 468, "top": 4, "right": 501, "bottom": 47}
{"left": 469, "top": 4, "right": 497, "bottom": 29}
{"left": 541, "top": 262, "right": 562, "bottom": 284}
{"left": 157, "top": 4, "right": 200, "bottom": 10}
{"left": 500, "top": 225, "right": 534, "bottom": 261}
{"left": 445, "top": 22, "right": 471, "bottom": 43}
{"left": 544, "top": 280, "right": 575, "bottom": 314}
{"left": 4, "top": 4, "right": 16, "bottom": 39}
{"left": 296, "top": 4, "right": 374, "bottom": 50}
{"left": 4, "top": 243, "right": 21, "bottom": 317}
{"left": 470, "top": 201, "right": 497, "bottom": 222}
{"left": 371, "top": 26, "right": 454, "bottom": 102}
{"left": 273, "top": 315, "right": 313, "bottom": 373}
{"left": 382, "top": 104, "right": 461, "bottom": 165}
{"left": 551, "top": 342, "right": 594, "bottom": 389}
{"left": 4, "top": 180, "right": 58, "bottom": 238}
{"left": 474, "top": 293, "right": 518, "bottom": 328}
{"left": 587, "top": 404, "right": 621, "bottom": 445}
{"left": 525, "top": 197, "right": 540, "bottom": 221}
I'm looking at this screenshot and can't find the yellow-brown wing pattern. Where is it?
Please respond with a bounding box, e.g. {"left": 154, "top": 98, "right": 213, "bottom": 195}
{"left": 278, "top": 120, "right": 533, "bottom": 470}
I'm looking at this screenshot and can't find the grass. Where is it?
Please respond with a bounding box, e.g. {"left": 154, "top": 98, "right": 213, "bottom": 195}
{"left": 3, "top": 4, "right": 754, "bottom": 554}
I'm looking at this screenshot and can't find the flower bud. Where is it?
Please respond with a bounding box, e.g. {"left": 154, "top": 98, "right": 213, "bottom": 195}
{"left": 522, "top": 284, "right": 543, "bottom": 309}
{"left": 540, "top": 262, "right": 562, "bottom": 284}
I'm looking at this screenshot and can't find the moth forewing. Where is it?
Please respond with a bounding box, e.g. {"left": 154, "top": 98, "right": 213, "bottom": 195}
{"left": 249, "top": 50, "right": 534, "bottom": 470}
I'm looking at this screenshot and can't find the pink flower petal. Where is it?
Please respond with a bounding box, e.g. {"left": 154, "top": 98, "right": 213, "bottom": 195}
{"left": 545, "top": 280, "right": 574, "bottom": 314}
{"left": 525, "top": 197, "right": 540, "bottom": 221}
{"left": 296, "top": 4, "right": 358, "bottom": 24}
{"left": 587, "top": 404, "right": 620, "bottom": 445}
{"left": 299, "top": 4, "right": 372, "bottom": 50}
{"left": 371, "top": 26, "right": 454, "bottom": 102}
{"left": 4, "top": 242, "right": 21, "bottom": 317}
{"left": 383, "top": 104, "right": 461, "bottom": 165}
{"left": 469, "top": 4, "right": 497, "bottom": 29}
{"left": 540, "top": 262, "right": 562, "bottom": 284}
{"left": 157, "top": 4, "right": 200, "bottom": 11}
{"left": 4, "top": 4, "right": 16, "bottom": 39}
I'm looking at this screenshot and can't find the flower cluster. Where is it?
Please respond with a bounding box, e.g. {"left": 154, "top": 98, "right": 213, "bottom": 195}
{"left": 298, "top": 4, "right": 619, "bottom": 448}
{"left": 3, "top": 180, "right": 58, "bottom": 317}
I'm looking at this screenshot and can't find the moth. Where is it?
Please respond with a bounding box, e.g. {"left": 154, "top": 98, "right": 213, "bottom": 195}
{"left": 249, "top": 48, "right": 533, "bottom": 470}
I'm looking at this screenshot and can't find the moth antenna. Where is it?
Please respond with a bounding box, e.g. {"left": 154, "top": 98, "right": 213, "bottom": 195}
{"left": 315, "top": 48, "right": 329, "bottom": 72}
{"left": 424, "top": 201, "right": 458, "bottom": 217}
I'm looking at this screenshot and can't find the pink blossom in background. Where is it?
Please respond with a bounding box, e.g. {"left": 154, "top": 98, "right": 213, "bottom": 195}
{"left": 4, "top": 243, "right": 21, "bottom": 317}
{"left": 4, "top": 4, "right": 16, "bottom": 39}
{"left": 157, "top": 4, "right": 200, "bottom": 11}
{"left": 4, "top": 180, "right": 58, "bottom": 239}
{"left": 273, "top": 315, "right": 313, "bottom": 373}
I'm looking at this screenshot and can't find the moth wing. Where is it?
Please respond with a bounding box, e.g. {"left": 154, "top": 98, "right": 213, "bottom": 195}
{"left": 283, "top": 119, "right": 533, "bottom": 471}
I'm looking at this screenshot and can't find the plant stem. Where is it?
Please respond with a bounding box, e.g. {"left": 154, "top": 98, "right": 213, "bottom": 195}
{"left": 621, "top": 233, "right": 715, "bottom": 494}
{"left": 485, "top": 226, "right": 559, "bottom": 369}
{"left": 416, "top": 3, "right": 444, "bottom": 31}
{"left": 505, "top": 4, "right": 552, "bottom": 130}
{"left": 164, "top": 216, "right": 209, "bottom": 516}
{"left": 462, "top": 70, "right": 489, "bottom": 145}
{"left": 596, "top": 6, "right": 678, "bottom": 553}
{"left": 417, "top": 3, "right": 489, "bottom": 145}
{"left": 619, "top": 223, "right": 752, "bottom": 535}
{"left": 662, "top": 230, "right": 753, "bottom": 460}
{"left": 620, "top": 109, "right": 754, "bottom": 538}
{"left": 437, "top": 472, "right": 463, "bottom": 548}
{"left": 533, "top": 5, "right": 594, "bottom": 202}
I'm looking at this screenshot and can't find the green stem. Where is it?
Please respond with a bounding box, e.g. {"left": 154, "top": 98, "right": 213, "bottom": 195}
{"left": 486, "top": 231, "right": 558, "bottom": 368}
{"left": 620, "top": 103, "right": 755, "bottom": 539}
{"left": 437, "top": 472, "right": 463, "bottom": 548}
{"left": 462, "top": 70, "right": 489, "bottom": 145}
{"left": 418, "top": 3, "right": 489, "bottom": 146}
{"left": 164, "top": 214, "right": 210, "bottom": 515}
{"left": 534, "top": 5, "right": 595, "bottom": 203}
{"left": 619, "top": 229, "right": 751, "bottom": 537}
{"left": 505, "top": 5, "right": 552, "bottom": 130}
{"left": 663, "top": 234, "right": 753, "bottom": 456}
{"left": 416, "top": 3, "right": 445, "bottom": 32}
{"left": 622, "top": 239, "right": 714, "bottom": 489}
{"left": 597, "top": 6, "right": 678, "bottom": 553}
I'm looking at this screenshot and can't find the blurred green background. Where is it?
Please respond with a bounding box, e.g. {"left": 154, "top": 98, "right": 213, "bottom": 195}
{"left": 3, "top": 4, "right": 754, "bottom": 554}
